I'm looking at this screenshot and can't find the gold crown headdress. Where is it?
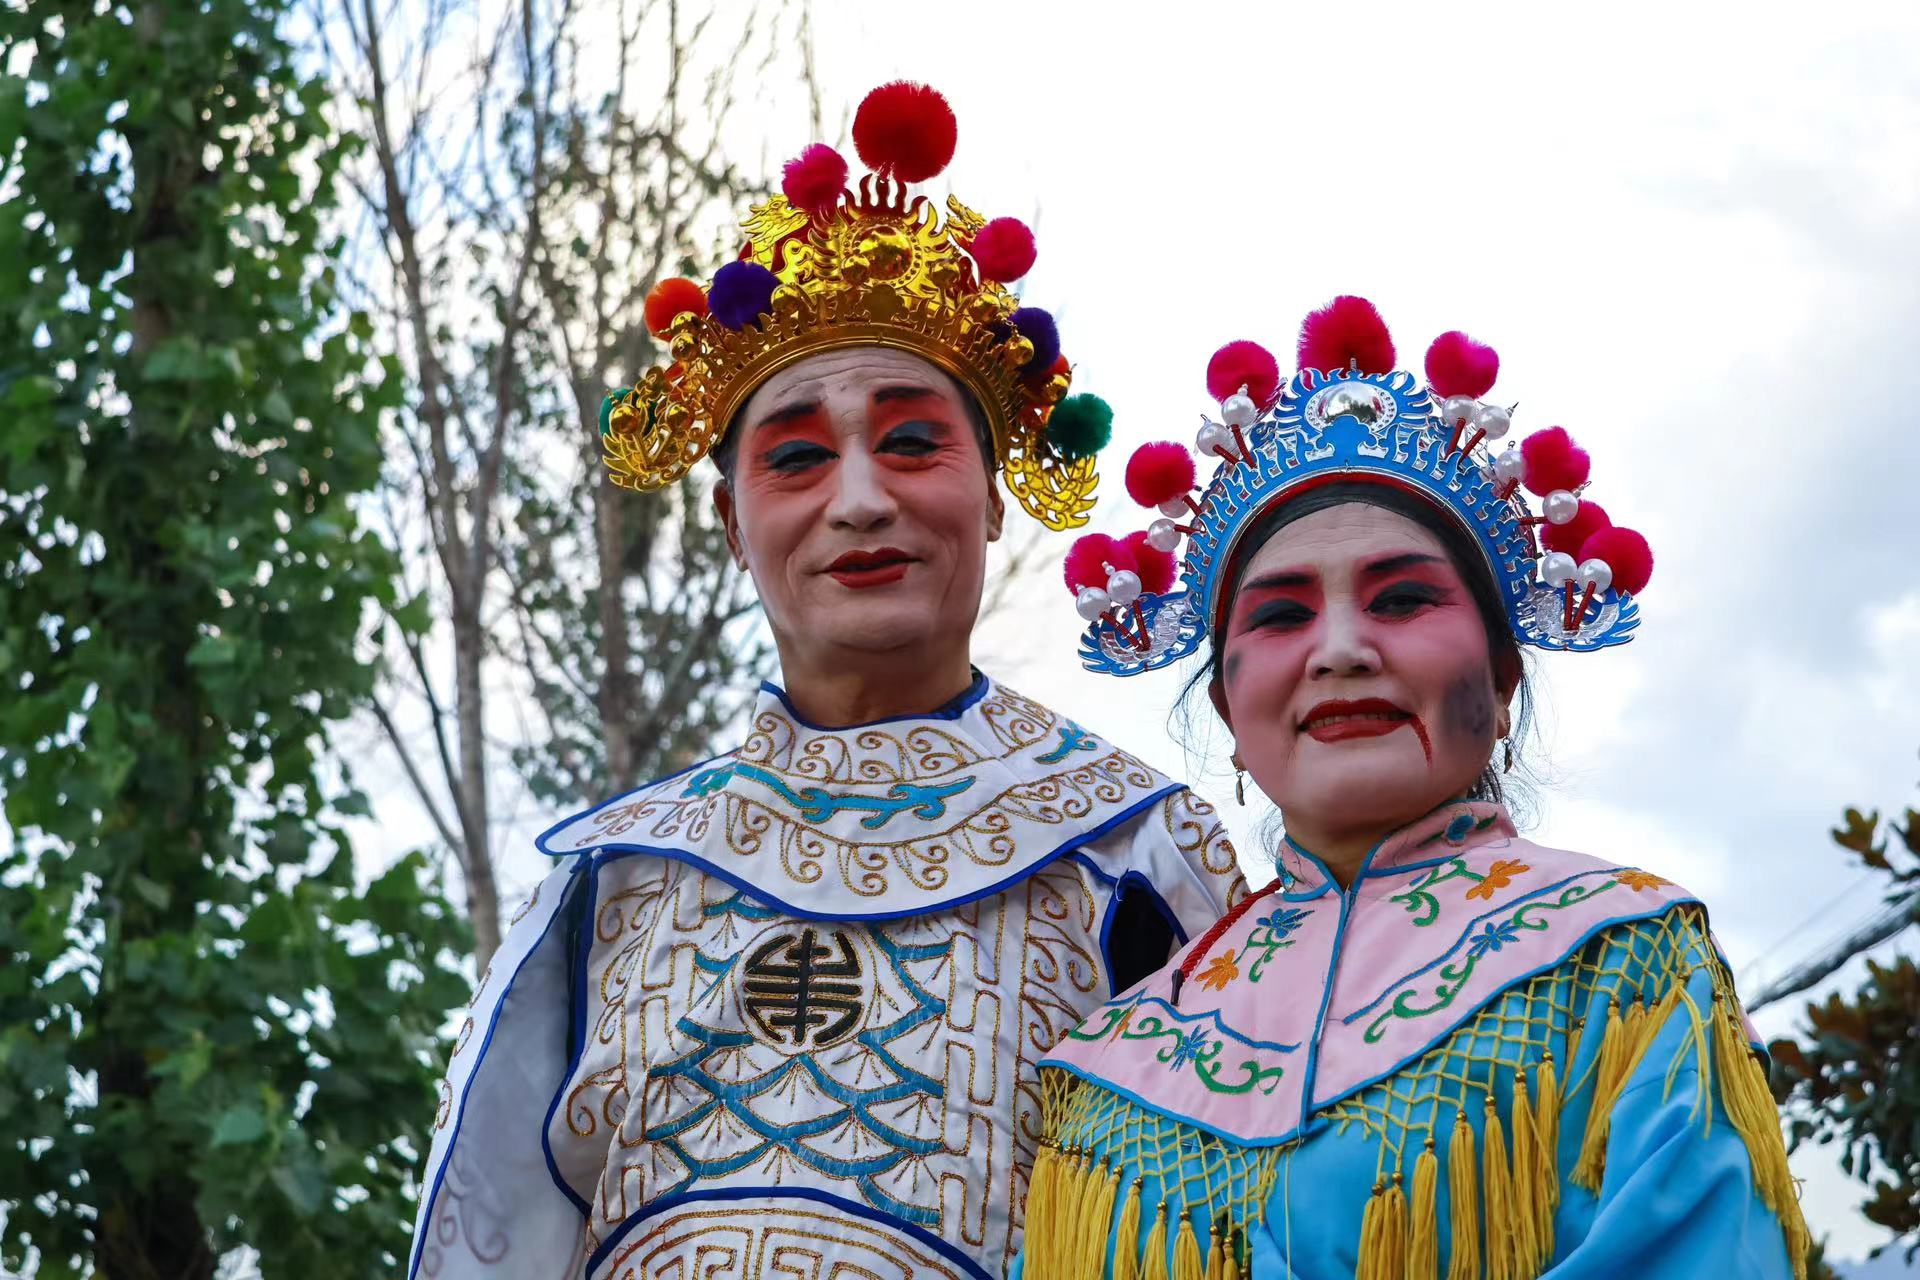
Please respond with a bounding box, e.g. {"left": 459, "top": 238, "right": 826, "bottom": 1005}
{"left": 598, "top": 82, "right": 1112, "bottom": 530}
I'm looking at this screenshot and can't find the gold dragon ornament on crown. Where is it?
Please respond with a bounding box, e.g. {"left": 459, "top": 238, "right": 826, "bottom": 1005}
{"left": 598, "top": 81, "right": 1114, "bottom": 531}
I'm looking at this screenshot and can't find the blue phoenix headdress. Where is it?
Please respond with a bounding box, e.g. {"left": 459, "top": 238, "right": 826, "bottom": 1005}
{"left": 1062, "top": 297, "right": 1653, "bottom": 677}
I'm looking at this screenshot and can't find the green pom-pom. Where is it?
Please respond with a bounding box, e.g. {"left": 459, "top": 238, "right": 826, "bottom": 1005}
{"left": 598, "top": 387, "right": 632, "bottom": 437}
{"left": 1046, "top": 393, "right": 1113, "bottom": 460}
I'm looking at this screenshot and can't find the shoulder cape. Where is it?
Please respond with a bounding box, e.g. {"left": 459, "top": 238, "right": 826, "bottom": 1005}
{"left": 536, "top": 672, "right": 1185, "bottom": 920}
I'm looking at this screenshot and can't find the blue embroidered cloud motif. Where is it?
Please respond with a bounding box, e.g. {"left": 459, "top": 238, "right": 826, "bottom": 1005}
{"left": 1468, "top": 918, "right": 1522, "bottom": 957}
{"left": 1445, "top": 812, "right": 1479, "bottom": 845}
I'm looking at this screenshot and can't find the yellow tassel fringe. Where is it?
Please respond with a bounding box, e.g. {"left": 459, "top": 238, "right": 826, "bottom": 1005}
{"left": 1409, "top": 1140, "right": 1440, "bottom": 1280}
{"left": 1711, "top": 1001, "right": 1811, "bottom": 1280}
{"left": 1114, "top": 1177, "right": 1142, "bottom": 1280}
{"left": 1174, "top": 1207, "right": 1203, "bottom": 1280}
{"left": 1446, "top": 1111, "right": 1481, "bottom": 1280}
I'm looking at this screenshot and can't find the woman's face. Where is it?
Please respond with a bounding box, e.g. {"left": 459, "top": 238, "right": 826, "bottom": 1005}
{"left": 1211, "top": 501, "right": 1512, "bottom": 845}
{"left": 713, "top": 346, "right": 1002, "bottom": 666}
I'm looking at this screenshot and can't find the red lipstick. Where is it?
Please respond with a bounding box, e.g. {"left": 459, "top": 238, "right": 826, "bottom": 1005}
{"left": 826, "top": 547, "right": 914, "bottom": 589}
{"left": 1298, "top": 698, "right": 1425, "bottom": 754}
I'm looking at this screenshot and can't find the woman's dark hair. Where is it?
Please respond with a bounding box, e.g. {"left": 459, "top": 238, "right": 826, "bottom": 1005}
{"left": 710, "top": 366, "right": 997, "bottom": 485}
{"left": 1181, "top": 481, "right": 1536, "bottom": 813}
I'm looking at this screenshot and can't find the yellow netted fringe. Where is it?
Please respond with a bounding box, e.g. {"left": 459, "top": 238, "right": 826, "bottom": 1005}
{"left": 1708, "top": 968, "right": 1812, "bottom": 1280}
{"left": 1031, "top": 1068, "right": 1278, "bottom": 1279}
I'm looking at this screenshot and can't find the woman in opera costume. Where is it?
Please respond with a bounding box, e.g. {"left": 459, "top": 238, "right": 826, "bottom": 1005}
{"left": 1017, "top": 299, "right": 1809, "bottom": 1279}
{"left": 408, "top": 83, "right": 1247, "bottom": 1280}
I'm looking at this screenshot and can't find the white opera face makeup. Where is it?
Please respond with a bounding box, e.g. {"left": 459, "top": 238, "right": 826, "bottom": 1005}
{"left": 1211, "top": 502, "right": 1513, "bottom": 852}
{"left": 713, "top": 346, "right": 1004, "bottom": 676}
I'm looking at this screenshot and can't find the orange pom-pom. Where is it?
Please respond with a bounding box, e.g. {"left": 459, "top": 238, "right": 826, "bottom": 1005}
{"left": 644, "top": 277, "right": 708, "bottom": 338}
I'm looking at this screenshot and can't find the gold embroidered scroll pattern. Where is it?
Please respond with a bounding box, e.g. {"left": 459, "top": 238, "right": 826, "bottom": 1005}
{"left": 599, "top": 1203, "right": 973, "bottom": 1279}
{"left": 579, "top": 748, "right": 1163, "bottom": 900}
{"left": 1161, "top": 788, "right": 1245, "bottom": 902}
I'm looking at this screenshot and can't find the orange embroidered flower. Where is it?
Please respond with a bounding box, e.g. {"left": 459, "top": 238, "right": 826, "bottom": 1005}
{"left": 1617, "top": 869, "right": 1672, "bottom": 892}
{"left": 1195, "top": 949, "right": 1241, "bottom": 992}
{"left": 1465, "top": 859, "right": 1531, "bottom": 901}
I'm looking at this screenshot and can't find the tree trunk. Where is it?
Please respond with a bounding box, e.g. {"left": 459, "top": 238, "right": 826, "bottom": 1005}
{"left": 91, "top": 8, "right": 219, "bottom": 1275}
{"left": 452, "top": 608, "right": 501, "bottom": 967}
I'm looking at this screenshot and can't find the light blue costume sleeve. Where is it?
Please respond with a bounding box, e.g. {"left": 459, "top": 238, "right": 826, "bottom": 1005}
{"left": 1539, "top": 963, "right": 1797, "bottom": 1279}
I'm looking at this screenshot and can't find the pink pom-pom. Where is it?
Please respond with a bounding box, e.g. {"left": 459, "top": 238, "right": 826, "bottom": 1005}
{"left": 852, "top": 81, "right": 958, "bottom": 183}
{"left": 1206, "top": 340, "right": 1281, "bottom": 405}
{"left": 782, "top": 143, "right": 848, "bottom": 219}
{"left": 1424, "top": 330, "right": 1500, "bottom": 399}
{"left": 969, "top": 217, "right": 1036, "bottom": 283}
{"left": 1579, "top": 526, "right": 1654, "bottom": 595}
{"left": 1520, "top": 427, "right": 1592, "bottom": 496}
{"left": 1124, "top": 441, "right": 1196, "bottom": 508}
{"left": 1123, "top": 531, "right": 1178, "bottom": 595}
{"left": 1297, "top": 296, "right": 1396, "bottom": 375}
{"left": 1541, "top": 499, "right": 1609, "bottom": 556}
{"left": 1062, "top": 533, "right": 1137, "bottom": 595}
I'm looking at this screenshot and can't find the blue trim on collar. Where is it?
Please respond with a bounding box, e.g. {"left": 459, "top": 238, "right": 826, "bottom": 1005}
{"left": 758, "top": 669, "right": 990, "bottom": 731}
{"left": 540, "top": 861, "right": 599, "bottom": 1217}
{"left": 535, "top": 749, "right": 728, "bottom": 856}
{"left": 578, "top": 782, "right": 1187, "bottom": 922}
{"left": 584, "top": 1186, "right": 993, "bottom": 1280}
{"left": 1099, "top": 872, "right": 1188, "bottom": 997}
{"left": 1295, "top": 877, "right": 1359, "bottom": 1134}
{"left": 408, "top": 860, "right": 590, "bottom": 1280}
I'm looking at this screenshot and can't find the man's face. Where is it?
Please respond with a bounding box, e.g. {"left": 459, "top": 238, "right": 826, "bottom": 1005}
{"left": 714, "top": 347, "right": 1003, "bottom": 668}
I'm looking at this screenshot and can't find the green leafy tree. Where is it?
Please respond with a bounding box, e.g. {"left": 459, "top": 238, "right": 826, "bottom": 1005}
{"left": 0, "top": 1, "right": 469, "bottom": 1275}
{"left": 1771, "top": 782, "right": 1920, "bottom": 1259}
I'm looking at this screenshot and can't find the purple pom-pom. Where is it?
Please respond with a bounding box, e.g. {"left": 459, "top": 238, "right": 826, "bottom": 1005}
{"left": 709, "top": 260, "right": 779, "bottom": 331}
{"left": 1009, "top": 306, "right": 1059, "bottom": 376}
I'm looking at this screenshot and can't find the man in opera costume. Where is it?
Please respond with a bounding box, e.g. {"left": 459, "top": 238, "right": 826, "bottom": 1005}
{"left": 409, "top": 82, "right": 1247, "bottom": 1280}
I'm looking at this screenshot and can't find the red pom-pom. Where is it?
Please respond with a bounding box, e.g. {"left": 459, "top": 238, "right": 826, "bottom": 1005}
{"left": 852, "top": 81, "right": 958, "bottom": 183}
{"left": 1046, "top": 353, "right": 1071, "bottom": 379}
{"left": 1124, "top": 441, "right": 1196, "bottom": 509}
{"left": 1062, "top": 533, "right": 1137, "bottom": 595}
{"left": 1297, "top": 295, "right": 1396, "bottom": 375}
{"left": 1579, "top": 526, "right": 1653, "bottom": 595}
{"left": 1205, "top": 341, "right": 1281, "bottom": 405}
{"left": 1424, "top": 330, "right": 1500, "bottom": 399}
{"left": 644, "top": 277, "right": 709, "bottom": 338}
{"left": 782, "top": 143, "right": 848, "bottom": 219}
{"left": 1520, "top": 427, "right": 1592, "bottom": 496}
{"left": 1122, "top": 531, "right": 1178, "bottom": 595}
{"left": 1541, "top": 500, "right": 1609, "bottom": 556}
{"left": 969, "top": 217, "right": 1036, "bottom": 282}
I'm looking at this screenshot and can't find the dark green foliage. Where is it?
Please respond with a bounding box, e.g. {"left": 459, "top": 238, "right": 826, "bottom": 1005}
{"left": 1771, "top": 786, "right": 1920, "bottom": 1256}
{"left": 0, "top": 0, "right": 469, "bottom": 1274}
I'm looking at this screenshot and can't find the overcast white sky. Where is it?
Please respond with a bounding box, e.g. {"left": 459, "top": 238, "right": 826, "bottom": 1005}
{"left": 364, "top": 0, "right": 1920, "bottom": 1261}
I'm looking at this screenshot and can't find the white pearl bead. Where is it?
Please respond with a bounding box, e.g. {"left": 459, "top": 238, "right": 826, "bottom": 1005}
{"left": 1146, "top": 518, "right": 1183, "bottom": 552}
{"left": 1195, "top": 421, "right": 1232, "bottom": 457}
{"left": 1106, "top": 569, "right": 1143, "bottom": 606}
{"left": 1075, "top": 586, "right": 1113, "bottom": 621}
{"left": 1473, "top": 403, "right": 1512, "bottom": 440}
{"left": 1158, "top": 499, "right": 1190, "bottom": 519}
{"left": 1578, "top": 558, "right": 1614, "bottom": 592}
{"left": 1442, "top": 395, "right": 1478, "bottom": 424}
{"left": 1492, "top": 446, "right": 1526, "bottom": 483}
{"left": 1539, "top": 552, "right": 1577, "bottom": 586}
{"left": 1543, "top": 490, "right": 1579, "bottom": 525}
{"left": 1221, "top": 393, "right": 1257, "bottom": 428}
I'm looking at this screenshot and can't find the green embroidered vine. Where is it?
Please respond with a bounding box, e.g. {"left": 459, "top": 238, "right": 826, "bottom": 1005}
{"left": 1388, "top": 858, "right": 1486, "bottom": 927}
